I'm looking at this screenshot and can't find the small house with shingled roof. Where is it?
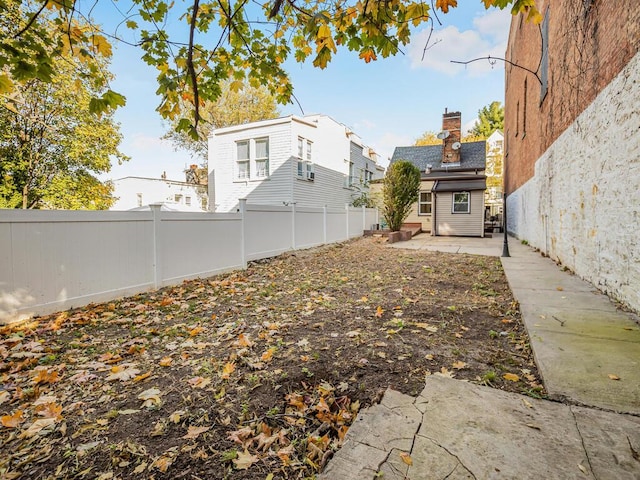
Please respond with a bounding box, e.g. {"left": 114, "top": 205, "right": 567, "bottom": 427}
{"left": 389, "top": 109, "right": 487, "bottom": 237}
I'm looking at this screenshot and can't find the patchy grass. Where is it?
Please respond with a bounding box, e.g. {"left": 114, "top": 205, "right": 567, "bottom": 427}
{"left": 0, "top": 237, "right": 544, "bottom": 479}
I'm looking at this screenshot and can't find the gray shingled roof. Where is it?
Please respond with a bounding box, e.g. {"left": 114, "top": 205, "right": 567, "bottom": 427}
{"left": 390, "top": 141, "right": 486, "bottom": 172}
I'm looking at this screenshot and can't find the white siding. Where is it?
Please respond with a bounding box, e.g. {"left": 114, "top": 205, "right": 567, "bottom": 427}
{"left": 435, "top": 191, "right": 485, "bottom": 237}
{"left": 210, "top": 120, "right": 295, "bottom": 212}
{"left": 111, "top": 177, "right": 207, "bottom": 211}
{"left": 405, "top": 180, "right": 435, "bottom": 232}
{"left": 209, "top": 115, "right": 384, "bottom": 212}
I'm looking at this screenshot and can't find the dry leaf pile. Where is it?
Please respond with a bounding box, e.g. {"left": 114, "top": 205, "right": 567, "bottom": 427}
{"left": 0, "top": 237, "right": 544, "bottom": 479}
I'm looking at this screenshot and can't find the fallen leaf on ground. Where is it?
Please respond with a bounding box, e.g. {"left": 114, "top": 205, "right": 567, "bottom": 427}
{"left": 1, "top": 410, "right": 24, "bottom": 428}
{"left": 233, "top": 449, "right": 258, "bottom": 470}
{"left": 21, "top": 417, "right": 57, "bottom": 437}
{"left": 503, "top": 373, "right": 520, "bottom": 382}
{"left": 159, "top": 356, "right": 173, "bottom": 367}
{"left": 221, "top": 362, "right": 236, "bottom": 379}
{"left": 0, "top": 391, "right": 11, "bottom": 405}
{"left": 35, "top": 402, "right": 63, "bottom": 420}
{"left": 106, "top": 365, "right": 140, "bottom": 382}
{"left": 608, "top": 374, "right": 620, "bottom": 381}
{"left": 414, "top": 323, "right": 438, "bottom": 332}
{"left": 399, "top": 452, "right": 413, "bottom": 465}
{"left": 183, "top": 425, "right": 211, "bottom": 439}
{"left": 188, "top": 376, "right": 211, "bottom": 389}
{"left": 452, "top": 361, "right": 467, "bottom": 370}
{"left": 138, "top": 387, "right": 162, "bottom": 408}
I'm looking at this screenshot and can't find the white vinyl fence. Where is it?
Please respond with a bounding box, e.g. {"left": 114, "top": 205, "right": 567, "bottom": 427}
{"left": 0, "top": 201, "right": 378, "bottom": 324}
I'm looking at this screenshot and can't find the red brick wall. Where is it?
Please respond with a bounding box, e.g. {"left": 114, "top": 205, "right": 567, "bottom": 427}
{"left": 442, "top": 111, "right": 461, "bottom": 164}
{"left": 504, "top": 0, "right": 640, "bottom": 194}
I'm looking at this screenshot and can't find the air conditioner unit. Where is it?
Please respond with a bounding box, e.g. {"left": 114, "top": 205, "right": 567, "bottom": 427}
{"left": 307, "top": 171, "right": 315, "bottom": 181}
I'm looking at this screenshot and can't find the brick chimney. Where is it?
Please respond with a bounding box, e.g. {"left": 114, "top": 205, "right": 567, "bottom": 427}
{"left": 441, "top": 109, "right": 461, "bottom": 164}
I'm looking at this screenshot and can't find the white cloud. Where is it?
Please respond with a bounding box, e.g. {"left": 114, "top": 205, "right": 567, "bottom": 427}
{"left": 354, "top": 119, "right": 376, "bottom": 130}
{"left": 371, "top": 132, "right": 414, "bottom": 167}
{"left": 408, "top": 8, "right": 512, "bottom": 76}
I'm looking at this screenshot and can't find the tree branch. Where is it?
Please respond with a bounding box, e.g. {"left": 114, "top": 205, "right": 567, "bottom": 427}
{"left": 450, "top": 55, "right": 542, "bottom": 85}
{"left": 187, "top": 0, "right": 201, "bottom": 127}
{"left": 13, "top": 1, "right": 49, "bottom": 39}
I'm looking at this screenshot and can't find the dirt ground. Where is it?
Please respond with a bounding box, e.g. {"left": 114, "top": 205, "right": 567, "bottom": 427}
{"left": 0, "top": 237, "right": 544, "bottom": 479}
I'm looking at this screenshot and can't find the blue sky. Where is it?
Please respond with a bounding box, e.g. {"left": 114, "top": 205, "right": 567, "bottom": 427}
{"left": 103, "top": 2, "right": 513, "bottom": 181}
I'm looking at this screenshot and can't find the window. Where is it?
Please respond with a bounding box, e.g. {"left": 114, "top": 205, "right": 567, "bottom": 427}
{"left": 185, "top": 196, "right": 191, "bottom": 206}
{"left": 306, "top": 140, "right": 312, "bottom": 161}
{"left": 348, "top": 161, "right": 355, "bottom": 187}
{"left": 175, "top": 194, "right": 183, "bottom": 203}
{"left": 418, "top": 192, "right": 432, "bottom": 215}
{"left": 255, "top": 138, "right": 269, "bottom": 177}
{"left": 540, "top": 8, "right": 549, "bottom": 102}
{"left": 297, "top": 160, "right": 304, "bottom": 177}
{"left": 453, "top": 192, "right": 470, "bottom": 213}
{"left": 137, "top": 193, "right": 142, "bottom": 207}
{"left": 297, "top": 137, "right": 304, "bottom": 158}
{"left": 237, "top": 140, "right": 250, "bottom": 179}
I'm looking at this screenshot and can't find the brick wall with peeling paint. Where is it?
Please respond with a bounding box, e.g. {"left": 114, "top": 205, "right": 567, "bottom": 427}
{"left": 507, "top": 52, "right": 640, "bottom": 312}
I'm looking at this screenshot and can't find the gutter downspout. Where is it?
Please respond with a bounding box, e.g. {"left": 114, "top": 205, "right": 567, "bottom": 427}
{"left": 432, "top": 181, "right": 438, "bottom": 236}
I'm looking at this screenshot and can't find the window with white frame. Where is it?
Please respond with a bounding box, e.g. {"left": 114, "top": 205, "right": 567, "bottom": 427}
{"left": 236, "top": 140, "right": 250, "bottom": 179}
{"left": 418, "top": 192, "right": 432, "bottom": 215}
{"left": 185, "top": 196, "right": 191, "bottom": 206}
{"left": 255, "top": 138, "right": 269, "bottom": 177}
{"left": 296, "top": 138, "right": 313, "bottom": 179}
{"left": 452, "top": 192, "right": 470, "bottom": 213}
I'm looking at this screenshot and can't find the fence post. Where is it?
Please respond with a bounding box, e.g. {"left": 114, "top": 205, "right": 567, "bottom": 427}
{"left": 323, "top": 205, "right": 327, "bottom": 245}
{"left": 376, "top": 207, "right": 379, "bottom": 226}
{"left": 362, "top": 205, "right": 366, "bottom": 232}
{"left": 239, "top": 199, "right": 247, "bottom": 269}
{"left": 345, "top": 203, "right": 350, "bottom": 240}
{"left": 150, "top": 203, "right": 163, "bottom": 289}
{"left": 291, "top": 202, "right": 296, "bottom": 251}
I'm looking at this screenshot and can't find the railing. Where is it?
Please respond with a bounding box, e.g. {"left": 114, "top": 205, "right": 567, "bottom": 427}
{"left": 0, "top": 202, "right": 378, "bottom": 323}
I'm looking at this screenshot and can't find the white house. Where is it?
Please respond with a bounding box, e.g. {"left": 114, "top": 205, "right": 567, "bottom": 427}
{"left": 208, "top": 114, "right": 385, "bottom": 212}
{"left": 111, "top": 176, "right": 208, "bottom": 212}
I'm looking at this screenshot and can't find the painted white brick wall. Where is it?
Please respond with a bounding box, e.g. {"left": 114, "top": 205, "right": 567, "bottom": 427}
{"left": 507, "top": 51, "right": 640, "bottom": 312}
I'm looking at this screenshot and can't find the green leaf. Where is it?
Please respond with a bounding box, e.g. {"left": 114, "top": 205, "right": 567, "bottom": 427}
{"left": 0, "top": 73, "right": 14, "bottom": 94}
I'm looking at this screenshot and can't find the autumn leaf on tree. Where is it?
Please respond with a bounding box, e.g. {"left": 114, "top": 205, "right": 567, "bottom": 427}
{"left": 436, "top": 0, "right": 458, "bottom": 13}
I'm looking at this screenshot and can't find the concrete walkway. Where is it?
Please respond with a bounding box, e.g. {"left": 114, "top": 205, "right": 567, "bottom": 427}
{"left": 320, "top": 234, "right": 640, "bottom": 479}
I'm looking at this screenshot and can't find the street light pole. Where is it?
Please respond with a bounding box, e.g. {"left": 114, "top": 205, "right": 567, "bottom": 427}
{"left": 502, "top": 191, "right": 510, "bottom": 257}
